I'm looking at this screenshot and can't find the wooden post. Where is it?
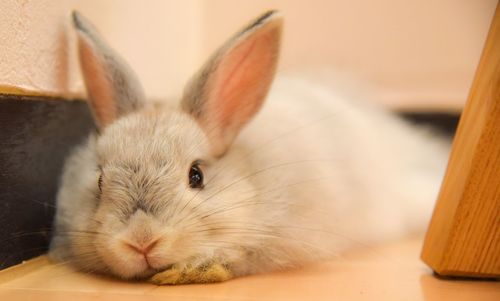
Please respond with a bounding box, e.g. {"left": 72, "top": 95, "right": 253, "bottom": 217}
{"left": 421, "top": 4, "right": 500, "bottom": 278}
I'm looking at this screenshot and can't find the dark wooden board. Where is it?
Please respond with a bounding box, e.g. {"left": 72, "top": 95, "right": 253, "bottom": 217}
{"left": 399, "top": 112, "right": 460, "bottom": 137}
{"left": 0, "top": 94, "right": 94, "bottom": 269}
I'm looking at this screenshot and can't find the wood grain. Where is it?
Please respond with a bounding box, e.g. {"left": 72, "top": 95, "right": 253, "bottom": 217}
{"left": 421, "top": 4, "right": 500, "bottom": 278}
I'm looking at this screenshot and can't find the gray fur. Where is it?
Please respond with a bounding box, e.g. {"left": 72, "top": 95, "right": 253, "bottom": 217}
{"left": 50, "top": 11, "right": 449, "bottom": 283}
{"left": 73, "top": 11, "right": 146, "bottom": 128}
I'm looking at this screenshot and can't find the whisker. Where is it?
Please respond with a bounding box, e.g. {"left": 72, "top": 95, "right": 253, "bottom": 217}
{"left": 203, "top": 113, "right": 336, "bottom": 191}
{"left": 172, "top": 113, "right": 336, "bottom": 221}
{"left": 179, "top": 159, "right": 334, "bottom": 226}
{"left": 181, "top": 178, "right": 334, "bottom": 228}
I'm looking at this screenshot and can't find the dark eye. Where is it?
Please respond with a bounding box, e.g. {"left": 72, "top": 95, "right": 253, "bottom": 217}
{"left": 189, "top": 162, "right": 204, "bottom": 189}
{"left": 98, "top": 173, "right": 103, "bottom": 192}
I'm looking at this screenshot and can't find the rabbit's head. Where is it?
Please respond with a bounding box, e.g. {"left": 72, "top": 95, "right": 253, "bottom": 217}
{"left": 51, "top": 11, "right": 282, "bottom": 279}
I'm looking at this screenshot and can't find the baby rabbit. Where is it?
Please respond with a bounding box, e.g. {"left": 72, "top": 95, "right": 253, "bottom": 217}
{"left": 49, "top": 10, "right": 449, "bottom": 284}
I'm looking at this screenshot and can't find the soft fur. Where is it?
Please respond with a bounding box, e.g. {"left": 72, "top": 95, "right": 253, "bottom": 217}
{"left": 49, "top": 11, "right": 449, "bottom": 283}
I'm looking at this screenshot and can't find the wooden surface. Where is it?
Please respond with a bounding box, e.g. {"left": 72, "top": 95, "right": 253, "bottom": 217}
{"left": 0, "top": 238, "right": 498, "bottom": 301}
{"left": 421, "top": 4, "right": 500, "bottom": 277}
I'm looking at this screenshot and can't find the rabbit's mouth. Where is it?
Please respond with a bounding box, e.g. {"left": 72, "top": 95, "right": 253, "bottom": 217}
{"left": 129, "top": 264, "right": 172, "bottom": 280}
{"left": 136, "top": 260, "right": 176, "bottom": 279}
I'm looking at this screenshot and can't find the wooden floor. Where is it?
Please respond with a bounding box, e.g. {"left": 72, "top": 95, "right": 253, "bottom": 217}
{"left": 0, "top": 237, "right": 498, "bottom": 301}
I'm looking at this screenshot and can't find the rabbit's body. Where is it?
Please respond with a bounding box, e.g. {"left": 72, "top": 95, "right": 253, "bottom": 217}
{"left": 214, "top": 76, "right": 449, "bottom": 271}
{"left": 50, "top": 11, "right": 449, "bottom": 284}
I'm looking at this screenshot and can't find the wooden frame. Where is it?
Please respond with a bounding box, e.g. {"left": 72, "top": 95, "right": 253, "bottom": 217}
{"left": 421, "top": 4, "right": 499, "bottom": 278}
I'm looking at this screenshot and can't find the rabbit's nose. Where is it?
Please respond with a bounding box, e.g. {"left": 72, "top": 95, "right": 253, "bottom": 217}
{"left": 123, "top": 238, "right": 159, "bottom": 256}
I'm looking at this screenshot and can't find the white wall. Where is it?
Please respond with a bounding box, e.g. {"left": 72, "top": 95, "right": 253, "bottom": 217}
{"left": 200, "top": 0, "right": 497, "bottom": 111}
{"left": 74, "top": 0, "right": 497, "bottom": 111}
{"left": 0, "top": 0, "right": 80, "bottom": 98}
{"left": 0, "top": 0, "right": 496, "bottom": 111}
{"left": 73, "top": 0, "right": 203, "bottom": 102}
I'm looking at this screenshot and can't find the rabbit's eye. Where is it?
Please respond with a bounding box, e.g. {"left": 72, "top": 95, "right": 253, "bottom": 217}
{"left": 189, "top": 162, "right": 204, "bottom": 189}
{"left": 98, "top": 174, "right": 103, "bottom": 192}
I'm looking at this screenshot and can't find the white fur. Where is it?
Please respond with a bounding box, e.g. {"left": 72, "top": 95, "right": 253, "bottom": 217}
{"left": 50, "top": 11, "right": 450, "bottom": 281}
{"left": 50, "top": 76, "right": 449, "bottom": 279}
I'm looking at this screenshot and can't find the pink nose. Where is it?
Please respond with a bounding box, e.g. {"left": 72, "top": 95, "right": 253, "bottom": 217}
{"left": 123, "top": 239, "right": 159, "bottom": 256}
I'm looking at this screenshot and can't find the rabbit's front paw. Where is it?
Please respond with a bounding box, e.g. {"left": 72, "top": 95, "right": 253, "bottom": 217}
{"left": 150, "top": 261, "right": 232, "bottom": 285}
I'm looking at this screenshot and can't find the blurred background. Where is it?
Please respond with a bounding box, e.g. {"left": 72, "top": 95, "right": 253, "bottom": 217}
{"left": 74, "top": 0, "right": 497, "bottom": 111}
{"left": 0, "top": 0, "right": 497, "bottom": 110}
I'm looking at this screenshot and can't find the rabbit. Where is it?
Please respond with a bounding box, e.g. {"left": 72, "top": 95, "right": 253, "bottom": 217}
{"left": 49, "top": 10, "right": 450, "bottom": 284}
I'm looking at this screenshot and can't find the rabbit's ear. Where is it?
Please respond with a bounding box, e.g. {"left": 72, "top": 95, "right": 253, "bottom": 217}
{"left": 72, "top": 11, "right": 146, "bottom": 129}
{"left": 182, "top": 11, "right": 282, "bottom": 156}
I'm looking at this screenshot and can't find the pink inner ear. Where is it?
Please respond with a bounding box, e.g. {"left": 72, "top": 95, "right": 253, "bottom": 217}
{"left": 78, "top": 35, "right": 117, "bottom": 128}
{"left": 207, "top": 24, "right": 280, "bottom": 136}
